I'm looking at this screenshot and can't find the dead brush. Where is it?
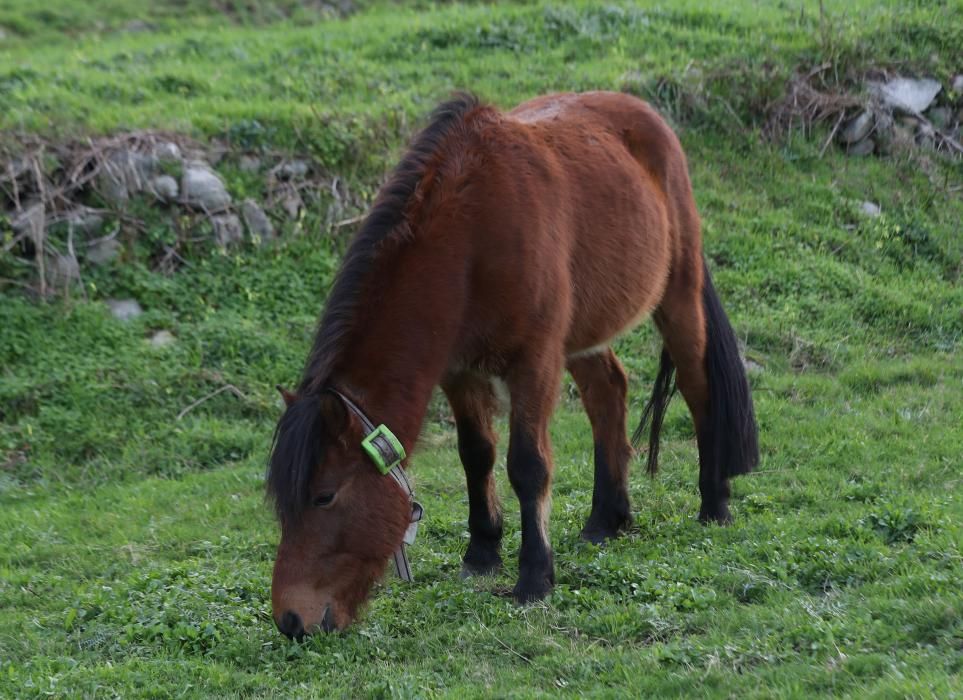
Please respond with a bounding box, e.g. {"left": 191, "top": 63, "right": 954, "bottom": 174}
{"left": 1, "top": 131, "right": 197, "bottom": 296}
{"left": 1, "top": 130, "right": 362, "bottom": 296}
{"left": 763, "top": 70, "right": 864, "bottom": 152}
{"left": 764, "top": 68, "right": 963, "bottom": 159}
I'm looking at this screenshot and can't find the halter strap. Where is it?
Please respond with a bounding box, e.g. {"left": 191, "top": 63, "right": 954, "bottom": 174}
{"left": 326, "top": 387, "right": 423, "bottom": 582}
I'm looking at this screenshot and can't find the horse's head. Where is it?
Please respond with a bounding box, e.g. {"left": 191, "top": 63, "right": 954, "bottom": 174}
{"left": 267, "top": 388, "right": 411, "bottom": 637}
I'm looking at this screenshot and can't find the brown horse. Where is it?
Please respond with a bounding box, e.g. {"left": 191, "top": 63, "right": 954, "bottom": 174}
{"left": 267, "top": 91, "right": 758, "bottom": 637}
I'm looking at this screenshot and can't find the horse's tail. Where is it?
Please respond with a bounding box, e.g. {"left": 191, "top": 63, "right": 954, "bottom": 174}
{"left": 698, "top": 257, "right": 758, "bottom": 479}
{"left": 633, "top": 258, "right": 758, "bottom": 480}
{"left": 632, "top": 348, "right": 675, "bottom": 476}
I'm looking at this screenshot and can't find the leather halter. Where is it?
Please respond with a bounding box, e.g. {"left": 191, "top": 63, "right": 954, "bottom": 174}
{"left": 326, "top": 388, "right": 423, "bottom": 582}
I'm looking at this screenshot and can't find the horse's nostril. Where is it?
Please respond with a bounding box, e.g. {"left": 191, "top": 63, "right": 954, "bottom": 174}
{"left": 278, "top": 610, "right": 305, "bottom": 640}
{"left": 320, "top": 605, "right": 336, "bottom": 633}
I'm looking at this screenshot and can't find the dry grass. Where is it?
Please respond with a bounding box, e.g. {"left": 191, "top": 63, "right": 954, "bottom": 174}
{"left": 1, "top": 131, "right": 365, "bottom": 295}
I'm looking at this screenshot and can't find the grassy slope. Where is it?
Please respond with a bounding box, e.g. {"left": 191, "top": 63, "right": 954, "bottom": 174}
{"left": 3, "top": 2, "right": 961, "bottom": 144}
{"left": 1, "top": 1, "right": 962, "bottom": 698}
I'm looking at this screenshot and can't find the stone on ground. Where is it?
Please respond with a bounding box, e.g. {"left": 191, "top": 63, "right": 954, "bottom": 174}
{"left": 212, "top": 213, "right": 244, "bottom": 247}
{"left": 874, "top": 77, "right": 942, "bottom": 114}
{"left": 181, "top": 164, "right": 231, "bottom": 211}
{"left": 839, "top": 111, "right": 874, "bottom": 144}
{"left": 239, "top": 155, "right": 262, "bottom": 172}
{"left": 11, "top": 202, "right": 45, "bottom": 241}
{"left": 846, "top": 138, "right": 875, "bottom": 157}
{"left": 150, "top": 175, "right": 179, "bottom": 202}
{"left": 241, "top": 199, "right": 274, "bottom": 242}
{"left": 86, "top": 238, "right": 121, "bottom": 265}
{"left": 276, "top": 160, "right": 309, "bottom": 180}
{"left": 106, "top": 298, "right": 143, "bottom": 321}
{"left": 149, "top": 330, "right": 176, "bottom": 348}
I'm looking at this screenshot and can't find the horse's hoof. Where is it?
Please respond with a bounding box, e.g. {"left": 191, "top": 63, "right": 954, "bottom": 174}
{"left": 579, "top": 526, "right": 618, "bottom": 545}
{"left": 512, "top": 580, "right": 552, "bottom": 604}
{"left": 580, "top": 514, "right": 631, "bottom": 544}
{"left": 698, "top": 504, "right": 733, "bottom": 525}
{"left": 460, "top": 558, "right": 502, "bottom": 579}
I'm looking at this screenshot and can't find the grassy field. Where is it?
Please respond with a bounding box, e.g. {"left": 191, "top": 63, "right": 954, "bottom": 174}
{"left": 2, "top": 1, "right": 962, "bottom": 697}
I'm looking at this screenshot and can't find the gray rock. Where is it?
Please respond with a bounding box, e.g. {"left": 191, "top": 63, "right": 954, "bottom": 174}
{"left": 872, "top": 113, "right": 895, "bottom": 155}
{"left": 66, "top": 208, "right": 104, "bottom": 235}
{"left": 241, "top": 199, "right": 274, "bottom": 242}
{"left": 846, "top": 138, "right": 875, "bottom": 157}
{"left": 98, "top": 149, "right": 158, "bottom": 205}
{"left": 4, "top": 157, "right": 31, "bottom": 181}
{"left": 0, "top": 27, "right": 7, "bottom": 41}
{"left": 874, "top": 77, "right": 942, "bottom": 114}
{"left": 859, "top": 201, "right": 881, "bottom": 218}
{"left": 212, "top": 213, "right": 244, "bottom": 247}
{"left": 181, "top": 164, "right": 231, "bottom": 211}
{"left": 150, "top": 174, "right": 179, "bottom": 202}
{"left": 892, "top": 124, "right": 916, "bottom": 147}
{"left": 281, "top": 191, "right": 302, "bottom": 220}
{"left": 153, "top": 141, "right": 181, "bottom": 162}
{"left": 207, "top": 146, "right": 228, "bottom": 166}
{"left": 106, "top": 298, "right": 143, "bottom": 321}
{"left": 839, "top": 111, "right": 874, "bottom": 144}
{"left": 926, "top": 106, "right": 953, "bottom": 130}
{"left": 239, "top": 155, "right": 262, "bottom": 172}
{"left": 85, "top": 237, "right": 121, "bottom": 265}
{"left": 743, "top": 358, "right": 764, "bottom": 374}
{"left": 123, "top": 19, "right": 154, "bottom": 33}
{"left": 276, "top": 160, "right": 309, "bottom": 180}
{"left": 149, "top": 330, "right": 176, "bottom": 348}
{"left": 11, "top": 202, "right": 45, "bottom": 242}
{"left": 98, "top": 171, "right": 129, "bottom": 205}
{"left": 951, "top": 75, "right": 963, "bottom": 94}
{"left": 121, "top": 150, "right": 157, "bottom": 184}
{"left": 916, "top": 122, "right": 936, "bottom": 150}
{"left": 47, "top": 252, "right": 80, "bottom": 284}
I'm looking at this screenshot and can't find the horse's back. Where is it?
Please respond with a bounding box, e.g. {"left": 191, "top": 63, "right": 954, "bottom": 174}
{"left": 509, "top": 91, "right": 685, "bottom": 184}
{"left": 504, "top": 92, "right": 694, "bottom": 354}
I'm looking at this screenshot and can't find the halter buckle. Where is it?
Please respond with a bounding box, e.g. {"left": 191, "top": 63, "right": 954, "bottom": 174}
{"left": 361, "top": 424, "right": 406, "bottom": 474}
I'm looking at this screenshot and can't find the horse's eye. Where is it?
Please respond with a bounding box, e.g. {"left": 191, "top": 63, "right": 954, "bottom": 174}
{"left": 312, "top": 492, "right": 336, "bottom": 508}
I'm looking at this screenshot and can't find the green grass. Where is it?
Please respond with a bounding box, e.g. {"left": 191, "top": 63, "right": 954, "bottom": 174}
{"left": 3, "top": 1, "right": 961, "bottom": 156}
{"left": 2, "top": 1, "right": 962, "bottom": 697}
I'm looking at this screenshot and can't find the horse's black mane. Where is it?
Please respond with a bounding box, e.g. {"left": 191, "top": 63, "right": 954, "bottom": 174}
{"left": 299, "top": 91, "right": 481, "bottom": 396}
{"left": 266, "top": 92, "right": 482, "bottom": 521}
{"left": 267, "top": 393, "right": 326, "bottom": 522}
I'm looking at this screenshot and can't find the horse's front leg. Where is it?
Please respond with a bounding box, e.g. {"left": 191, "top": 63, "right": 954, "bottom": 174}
{"left": 442, "top": 373, "right": 503, "bottom": 577}
{"left": 505, "top": 356, "right": 563, "bottom": 603}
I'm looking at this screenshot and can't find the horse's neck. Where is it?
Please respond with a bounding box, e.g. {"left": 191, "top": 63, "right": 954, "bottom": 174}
{"left": 332, "top": 236, "right": 466, "bottom": 456}
{"left": 335, "top": 364, "right": 438, "bottom": 459}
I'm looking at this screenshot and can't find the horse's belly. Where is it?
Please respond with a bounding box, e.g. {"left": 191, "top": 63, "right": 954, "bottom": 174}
{"left": 564, "top": 173, "right": 672, "bottom": 354}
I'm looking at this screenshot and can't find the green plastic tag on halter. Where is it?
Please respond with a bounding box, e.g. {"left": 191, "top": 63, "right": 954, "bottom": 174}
{"left": 361, "top": 424, "right": 406, "bottom": 475}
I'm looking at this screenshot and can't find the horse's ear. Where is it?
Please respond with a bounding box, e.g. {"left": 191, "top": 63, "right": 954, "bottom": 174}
{"left": 276, "top": 385, "right": 297, "bottom": 407}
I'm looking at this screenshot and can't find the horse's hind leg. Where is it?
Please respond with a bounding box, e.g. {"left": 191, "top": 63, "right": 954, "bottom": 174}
{"left": 652, "top": 268, "right": 730, "bottom": 524}
{"left": 442, "top": 373, "right": 503, "bottom": 576}
{"left": 567, "top": 349, "right": 633, "bottom": 543}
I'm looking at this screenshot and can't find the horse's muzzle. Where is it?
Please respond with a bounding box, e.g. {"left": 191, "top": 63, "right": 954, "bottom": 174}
{"left": 276, "top": 605, "right": 336, "bottom": 639}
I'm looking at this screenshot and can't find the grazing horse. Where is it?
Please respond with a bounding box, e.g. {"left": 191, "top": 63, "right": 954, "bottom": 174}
{"left": 267, "top": 91, "right": 758, "bottom": 637}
